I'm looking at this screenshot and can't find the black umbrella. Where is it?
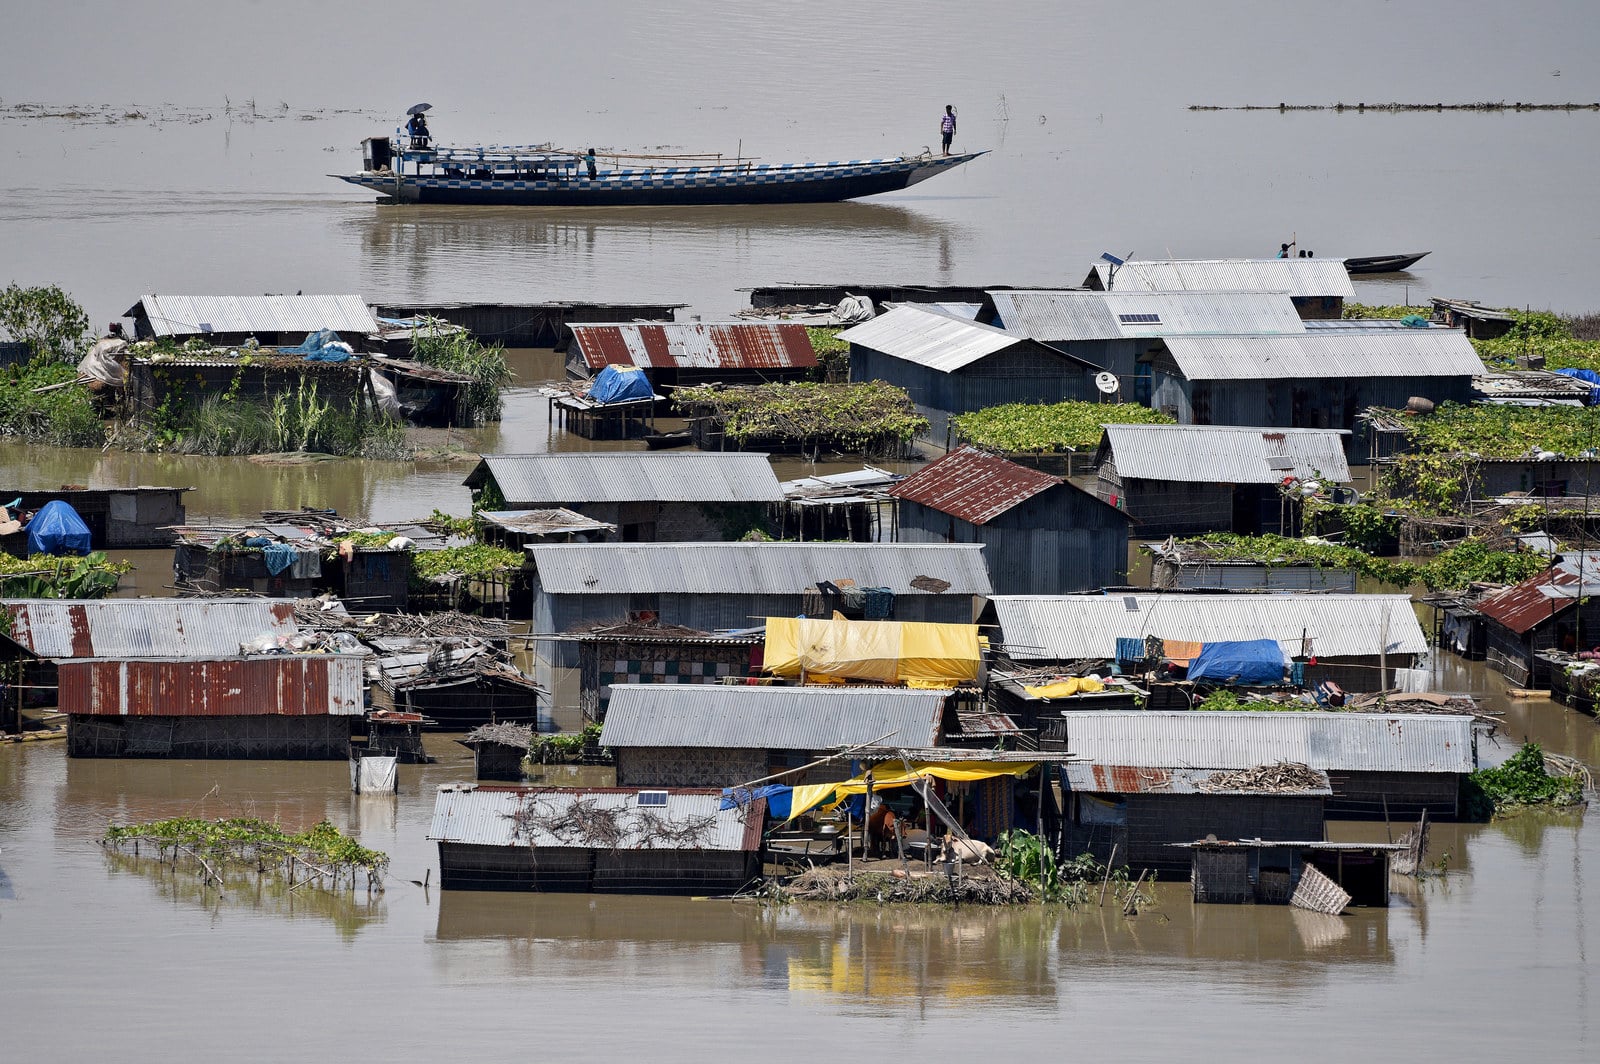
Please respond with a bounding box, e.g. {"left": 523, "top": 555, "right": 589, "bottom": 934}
{"left": 406, "top": 102, "right": 432, "bottom": 115}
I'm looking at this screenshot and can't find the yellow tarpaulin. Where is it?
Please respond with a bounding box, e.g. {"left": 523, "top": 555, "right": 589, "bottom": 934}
{"left": 1023, "top": 677, "right": 1104, "bottom": 699}
{"left": 786, "top": 760, "right": 1040, "bottom": 820}
{"left": 764, "top": 615, "right": 980, "bottom": 688}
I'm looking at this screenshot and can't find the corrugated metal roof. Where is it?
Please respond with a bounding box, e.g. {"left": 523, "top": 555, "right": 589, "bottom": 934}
{"left": 1305, "top": 318, "right": 1446, "bottom": 331}
{"left": 476, "top": 509, "right": 618, "bottom": 536}
{"left": 1084, "top": 259, "right": 1356, "bottom": 299}
{"left": 1161, "top": 331, "right": 1484, "bottom": 380}
{"left": 427, "top": 785, "right": 761, "bottom": 851}
{"left": 990, "top": 593, "right": 1428, "bottom": 661}
{"left": 888, "top": 446, "right": 1065, "bottom": 524}
{"left": 837, "top": 304, "right": 1035, "bottom": 372}
{"left": 1475, "top": 553, "right": 1600, "bottom": 633}
{"left": 1060, "top": 763, "right": 1332, "bottom": 795}
{"left": 1098, "top": 424, "right": 1352, "bottom": 483}
{"left": 987, "top": 290, "right": 1307, "bottom": 340}
{"left": 527, "top": 542, "right": 993, "bottom": 596}
{"left": 57, "top": 655, "right": 363, "bottom": 717}
{"left": 129, "top": 294, "right": 378, "bottom": 338}
{"left": 599, "top": 684, "right": 946, "bottom": 749}
{"left": 0, "top": 599, "right": 297, "bottom": 659}
{"left": 1057, "top": 711, "right": 1477, "bottom": 774}
{"left": 566, "top": 322, "right": 817, "bottom": 371}
{"left": 464, "top": 452, "right": 783, "bottom": 506}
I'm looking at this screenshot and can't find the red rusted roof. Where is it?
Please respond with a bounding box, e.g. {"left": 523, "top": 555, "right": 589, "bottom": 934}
{"left": 567, "top": 322, "right": 817, "bottom": 371}
{"left": 887, "top": 446, "right": 1063, "bottom": 525}
{"left": 57, "top": 655, "right": 363, "bottom": 717}
{"left": 1475, "top": 554, "right": 1600, "bottom": 634}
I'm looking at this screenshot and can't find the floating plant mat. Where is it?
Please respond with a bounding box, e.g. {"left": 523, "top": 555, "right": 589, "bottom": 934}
{"left": 101, "top": 816, "right": 389, "bottom": 895}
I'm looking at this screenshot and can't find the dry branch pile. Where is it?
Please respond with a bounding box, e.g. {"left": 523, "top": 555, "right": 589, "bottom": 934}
{"left": 1202, "top": 762, "right": 1324, "bottom": 792}
{"left": 779, "top": 865, "right": 1034, "bottom": 905}
{"left": 509, "top": 794, "right": 719, "bottom": 850}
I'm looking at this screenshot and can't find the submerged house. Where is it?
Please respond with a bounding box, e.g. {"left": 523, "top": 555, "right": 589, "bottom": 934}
{"left": 976, "top": 289, "right": 1307, "bottom": 388}
{"left": 598, "top": 683, "right": 947, "bottom": 787}
{"left": 839, "top": 304, "right": 1097, "bottom": 441}
{"left": 464, "top": 452, "right": 783, "bottom": 542}
{"left": 59, "top": 653, "right": 363, "bottom": 759}
{"left": 1055, "top": 710, "right": 1477, "bottom": 819}
{"left": 1474, "top": 552, "right": 1600, "bottom": 687}
{"left": 1093, "top": 424, "right": 1351, "bottom": 535}
{"left": 1147, "top": 538, "right": 1359, "bottom": 592}
{"left": 1082, "top": 258, "right": 1356, "bottom": 320}
{"left": 574, "top": 624, "right": 762, "bottom": 723}
{"left": 524, "top": 541, "right": 992, "bottom": 707}
{"left": 125, "top": 293, "right": 380, "bottom": 348}
{"left": 428, "top": 784, "right": 763, "bottom": 894}
{"left": 173, "top": 523, "right": 416, "bottom": 610}
{"left": 888, "top": 446, "right": 1130, "bottom": 594}
{"left": 987, "top": 593, "right": 1428, "bottom": 694}
{"left": 1143, "top": 331, "right": 1481, "bottom": 437}
{"left": 565, "top": 322, "right": 817, "bottom": 388}
{"left": 0, "top": 487, "right": 190, "bottom": 549}
{"left": 1061, "top": 761, "right": 1331, "bottom": 873}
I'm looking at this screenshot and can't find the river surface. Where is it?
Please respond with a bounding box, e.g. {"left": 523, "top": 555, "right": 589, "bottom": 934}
{"left": 3, "top": 2, "right": 1600, "bottom": 1059}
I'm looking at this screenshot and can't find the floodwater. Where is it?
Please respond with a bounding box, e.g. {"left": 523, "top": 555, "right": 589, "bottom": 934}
{"left": 2, "top": 1, "right": 1600, "bottom": 1059}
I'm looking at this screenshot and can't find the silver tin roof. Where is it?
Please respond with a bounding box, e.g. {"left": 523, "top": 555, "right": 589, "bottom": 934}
{"left": 427, "top": 785, "right": 759, "bottom": 851}
{"left": 988, "top": 290, "right": 1307, "bottom": 341}
{"left": 1099, "top": 424, "right": 1352, "bottom": 483}
{"left": 1056, "top": 711, "right": 1477, "bottom": 774}
{"left": 599, "top": 684, "right": 947, "bottom": 749}
{"left": 129, "top": 294, "right": 378, "bottom": 338}
{"left": 1, "top": 598, "right": 297, "bottom": 659}
{"left": 991, "top": 593, "right": 1428, "bottom": 661}
{"left": 837, "top": 304, "right": 1034, "bottom": 372}
{"left": 1161, "top": 330, "right": 1483, "bottom": 380}
{"left": 465, "top": 452, "right": 783, "bottom": 505}
{"left": 1085, "top": 259, "right": 1356, "bottom": 299}
{"left": 526, "top": 542, "right": 993, "bottom": 596}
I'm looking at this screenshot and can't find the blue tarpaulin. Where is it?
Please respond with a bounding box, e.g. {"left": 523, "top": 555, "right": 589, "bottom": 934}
{"left": 586, "top": 365, "right": 653, "bottom": 404}
{"left": 284, "top": 329, "right": 355, "bottom": 363}
{"left": 1554, "top": 368, "right": 1600, "bottom": 404}
{"left": 1186, "top": 638, "right": 1289, "bottom": 686}
{"left": 26, "top": 500, "right": 92, "bottom": 556}
{"left": 719, "top": 784, "right": 791, "bottom": 819}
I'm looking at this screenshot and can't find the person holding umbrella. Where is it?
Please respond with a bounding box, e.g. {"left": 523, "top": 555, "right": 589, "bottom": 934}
{"left": 405, "top": 103, "right": 432, "bottom": 149}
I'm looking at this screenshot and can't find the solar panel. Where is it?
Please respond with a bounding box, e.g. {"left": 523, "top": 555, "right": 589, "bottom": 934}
{"left": 1266, "top": 456, "right": 1295, "bottom": 470}
{"left": 1123, "top": 596, "right": 1140, "bottom": 611}
{"left": 636, "top": 790, "right": 669, "bottom": 807}
{"left": 1118, "top": 312, "right": 1161, "bottom": 324}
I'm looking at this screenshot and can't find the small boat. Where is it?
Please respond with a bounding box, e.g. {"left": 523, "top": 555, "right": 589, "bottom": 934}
{"left": 642, "top": 430, "right": 694, "bottom": 450}
{"left": 1344, "top": 251, "right": 1430, "bottom": 274}
{"left": 335, "top": 135, "right": 985, "bottom": 207}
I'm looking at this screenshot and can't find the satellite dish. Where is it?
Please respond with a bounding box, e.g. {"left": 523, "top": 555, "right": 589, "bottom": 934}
{"left": 1094, "top": 371, "right": 1120, "bottom": 395}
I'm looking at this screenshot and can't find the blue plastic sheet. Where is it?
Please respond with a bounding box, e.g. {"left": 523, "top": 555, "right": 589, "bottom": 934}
{"left": 284, "top": 329, "right": 354, "bottom": 363}
{"left": 1554, "top": 368, "right": 1600, "bottom": 405}
{"left": 1186, "top": 638, "right": 1288, "bottom": 686}
{"left": 719, "top": 784, "right": 791, "bottom": 819}
{"left": 26, "top": 500, "right": 92, "bottom": 556}
{"left": 261, "top": 543, "right": 299, "bottom": 576}
{"left": 586, "top": 365, "right": 653, "bottom": 404}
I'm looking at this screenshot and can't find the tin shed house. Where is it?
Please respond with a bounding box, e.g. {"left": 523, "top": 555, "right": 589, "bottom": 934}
{"left": 1082, "top": 258, "right": 1355, "bottom": 320}
{"left": 1093, "top": 424, "right": 1351, "bottom": 535}
{"left": 464, "top": 452, "right": 783, "bottom": 542}
{"left": 888, "top": 446, "right": 1129, "bottom": 594}
{"left": 839, "top": 304, "right": 1098, "bottom": 442}
{"left": 1474, "top": 552, "right": 1600, "bottom": 687}
{"left": 565, "top": 321, "right": 817, "bottom": 388}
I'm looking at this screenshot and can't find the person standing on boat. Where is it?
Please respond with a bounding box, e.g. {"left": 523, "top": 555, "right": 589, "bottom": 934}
{"left": 585, "top": 148, "right": 598, "bottom": 179}
{"left": 406, "top": 111, "right": 430, "bottom": 149}
{"left": 939, "top": 105, "right": 957, "bottom": 156}
{"left": 1277, "top": 240, "right": 1296, "bottom": 258}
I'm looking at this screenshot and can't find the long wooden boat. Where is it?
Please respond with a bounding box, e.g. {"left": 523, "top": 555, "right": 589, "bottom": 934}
{"left": 1344, "top": 251, "right": 1430, "bottom": 274}
{"left": 335, "top": 137, "right": 985, "bottom": 206}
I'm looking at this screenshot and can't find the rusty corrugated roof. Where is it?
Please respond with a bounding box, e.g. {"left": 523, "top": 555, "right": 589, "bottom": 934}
{"left": 1475, "top": 553, "right": 1600, "bottom": 634}
{"left": 1060, "top": 763, "right": 1332, "bottom": 795}
{"left": 1, "top": 599, "right": 297, "bottom": 659}
{"left": 887, "top": 447, "right": 1064, "bottom": 525}
{"left": 567, "top": 322, "right": 817, "bottom": 371}
{"left": 56, "top": 654, "right": 363, "bottom": 717}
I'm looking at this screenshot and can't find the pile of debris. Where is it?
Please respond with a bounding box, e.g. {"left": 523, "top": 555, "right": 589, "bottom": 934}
{"left": 1202, "top": 761, "right": 1324, "bottom": 793}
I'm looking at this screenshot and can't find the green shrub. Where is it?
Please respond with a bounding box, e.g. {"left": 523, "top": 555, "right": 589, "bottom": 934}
{"left": 952, "top": 400, "right": 1173, "bottom": 453}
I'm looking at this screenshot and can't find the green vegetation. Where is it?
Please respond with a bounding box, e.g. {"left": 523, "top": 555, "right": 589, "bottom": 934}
{"left": 413, "top": 330, "right": 512, "bottom": 425}
{"left": 0, "top": 283, "right": 90, "bottom": 363}
{"left": 103, "top": 816, "right": 389, "bottom": 890}
{"left": 676, "top": 381, "right": 928, "bottom": 455}
{"left": 951, "top": 400, "right": 1174, "bottom": 453}
{"left": 529, "top": 722, "right": 604, "bottom": 764}
{"left": 0, "top": 551, "right": 131, "bottom": 598}
{"left": 993, "top": 837, "right": 1147, "bottom": 905}
{"left": 1463, "top": 743, "right": 1585, "bottom": 819}
{"left": 1343, "top": 302, "right": 1432, "bottom": 320}
{"left": 0, "top": 358, "right": 105, "bottom": 447}
{"left": 806, "top": 326, "right": 849, "bottom": 381}
{"left": 410, "top": 543, "right": 524, "bottom": 584}
{"left": 425, "top": 509, "right": 478, "bottom": 537}
{"left": 1472, "top": 309, "right": 1600, "bottom": 369}
{"left": 1397, "top": 402, "right": 1600, "bottom": 459}
{"left": 1160, "top": 533, "right": 1417, "bottom": 586}
{"left": 1420, "top": 538, "right": 1547, "bottom": 590}
{"left": 1197, "top": 689, "right": 1250, "bottom": 711}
